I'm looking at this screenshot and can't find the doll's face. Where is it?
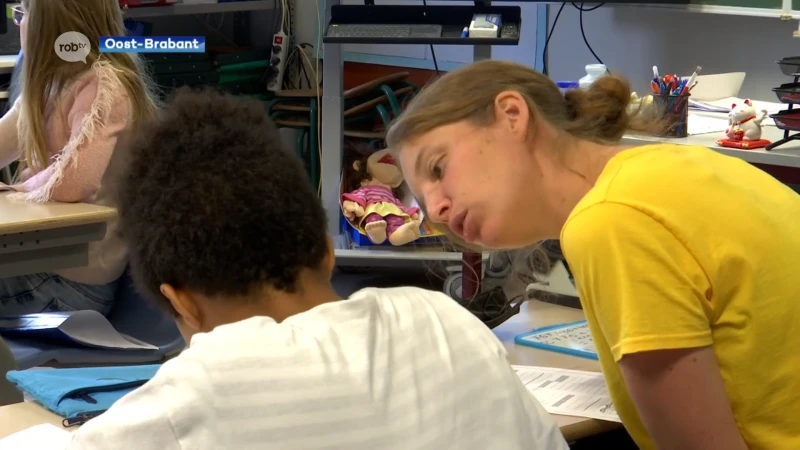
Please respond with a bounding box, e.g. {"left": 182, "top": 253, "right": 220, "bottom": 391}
{"left": 367, "top": 150, "right": 404, "bottom": 188}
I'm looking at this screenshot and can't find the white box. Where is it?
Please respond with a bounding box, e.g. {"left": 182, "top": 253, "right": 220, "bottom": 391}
{"left": 469, "top": 14, "right": 501, "bottom": 38}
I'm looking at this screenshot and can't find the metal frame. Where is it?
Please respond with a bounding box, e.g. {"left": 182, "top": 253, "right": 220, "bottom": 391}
{"left": 322, "top": 0, "right": 501, "bottom": 265}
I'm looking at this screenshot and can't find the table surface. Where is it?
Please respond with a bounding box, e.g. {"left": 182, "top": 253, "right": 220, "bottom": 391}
{"left": 0, "top": 192, "right": 116, "bottom": 234}
{"left": 623, "top": 125, "right": 800, "bottom": 168}
{"left": 0, "top": 301, "right": 616, "bottom": 442}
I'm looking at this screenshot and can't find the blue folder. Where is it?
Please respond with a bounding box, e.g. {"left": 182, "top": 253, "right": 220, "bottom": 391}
{"left": 6, "top": 364, "right": 160, "bottom": 425}
{"left": 514, "top": 320, "right": 599, "bottom": 360}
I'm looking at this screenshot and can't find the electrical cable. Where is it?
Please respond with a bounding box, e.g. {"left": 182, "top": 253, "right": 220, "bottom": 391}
{"left": 421, "top": 0, "right": 440, "bottom": 74}
{"left": 542, "top": 2, "right": 566, "bottom": 76}
{"left": 572, "top": 2, "right": 604, "bottom": 65}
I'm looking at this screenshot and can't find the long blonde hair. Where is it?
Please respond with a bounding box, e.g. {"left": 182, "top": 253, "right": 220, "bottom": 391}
{"left": 17, "top": 0, "right": 160, "bottom": 174}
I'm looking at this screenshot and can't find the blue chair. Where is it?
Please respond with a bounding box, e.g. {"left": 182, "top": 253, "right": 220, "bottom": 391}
{"left": 5, "top": 269, "right": 185, "bottom": 370}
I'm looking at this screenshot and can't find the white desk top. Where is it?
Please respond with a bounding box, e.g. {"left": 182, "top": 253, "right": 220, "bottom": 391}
{"left": 0, "top": 55, "right": 17, "bottom": 72}
{"left": 623, "top": 126, "right": 800, "bottom": 168}
{"left": 0, "top": 192, "right": 116, "bottom": 234}
{"left": 0, "top": 301, "right": 616, "bottom": 442}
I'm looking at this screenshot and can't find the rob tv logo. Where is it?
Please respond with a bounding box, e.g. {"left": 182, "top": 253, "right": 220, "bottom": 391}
{"left": 55, "top": 32, "right": 91, "bottom": 63}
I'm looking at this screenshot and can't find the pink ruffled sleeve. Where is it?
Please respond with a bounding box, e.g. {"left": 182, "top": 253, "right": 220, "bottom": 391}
{"left": 11, "top": 72, "right": 130, "bottom": 203}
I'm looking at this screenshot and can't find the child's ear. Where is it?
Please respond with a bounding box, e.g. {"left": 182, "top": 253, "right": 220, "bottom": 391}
{"left": 353, "top": 161, "right": 361, "bottom": 171}
{"left": 322, "top": 236, "right": 336, "bottom": 279}
{"left": 160, "top": 283, "right": 202, "bottom": 332}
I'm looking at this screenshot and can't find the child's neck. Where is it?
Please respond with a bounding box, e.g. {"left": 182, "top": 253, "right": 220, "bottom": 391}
{"left": 203, "top": 273, "right": 341, "bottom": 329}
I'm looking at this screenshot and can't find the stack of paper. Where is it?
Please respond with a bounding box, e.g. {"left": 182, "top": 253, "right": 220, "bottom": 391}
{"left": 513, "top": 365, "right": 621, "bottom": 423}
{"left": 689, "top": 97, "right": 785, "bottom": 117}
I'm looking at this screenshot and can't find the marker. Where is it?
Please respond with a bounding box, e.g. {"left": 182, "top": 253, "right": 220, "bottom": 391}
{"left": 681, "top": 66, "right": 702, "bottom": 95}
{"left": 461, "top": 27, "right": 468, "bottom": 38}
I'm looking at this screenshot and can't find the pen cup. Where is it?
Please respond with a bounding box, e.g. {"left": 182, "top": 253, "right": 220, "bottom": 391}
{"left": 652, "top": 92, "right": 690, "bottom": 138}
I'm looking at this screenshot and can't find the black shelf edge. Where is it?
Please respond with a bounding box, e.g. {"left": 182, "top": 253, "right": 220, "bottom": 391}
{"left": 323, "top": 4, "right": 521, "bottom": 46}
{"left": 322, "top": 36, "right": 519, "bottom": 46}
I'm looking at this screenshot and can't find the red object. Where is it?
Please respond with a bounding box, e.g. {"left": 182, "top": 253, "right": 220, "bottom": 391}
{"left": 119, "top": 0, "right": 176, "bottom": 7}
{"left": 716, "top": 138, "right": 771, "bottom": 150}
{"left": 462, "top": 252, "right": 483, "bottom": 301}
{"left": 274, "top": 36, "right": 283, "bottom": 44}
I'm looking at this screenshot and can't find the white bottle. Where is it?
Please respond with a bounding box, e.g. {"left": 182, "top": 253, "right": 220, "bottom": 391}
{"left": 578, "top": 64, "right": 607, "bottom": 89}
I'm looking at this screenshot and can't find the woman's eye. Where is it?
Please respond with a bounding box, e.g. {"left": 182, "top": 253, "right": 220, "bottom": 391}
{"left": 431, "top": 160, "right": 444, "bottom": 179}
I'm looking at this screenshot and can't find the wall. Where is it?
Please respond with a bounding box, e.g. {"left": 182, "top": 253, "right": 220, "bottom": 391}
{"left": 545, "top": 5, "right": 798, "bottom": 101}
{"left": 295, "top": 0, "right": 544, "bottom": 71}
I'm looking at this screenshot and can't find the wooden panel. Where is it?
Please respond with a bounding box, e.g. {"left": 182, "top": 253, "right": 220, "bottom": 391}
{"left": 343, "top": 62, "right": 438, "bottom": 90}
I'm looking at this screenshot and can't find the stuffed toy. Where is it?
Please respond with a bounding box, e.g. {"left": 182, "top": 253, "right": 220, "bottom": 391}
{"left": 341, "top": 148, "right": 421, "bottom": 246}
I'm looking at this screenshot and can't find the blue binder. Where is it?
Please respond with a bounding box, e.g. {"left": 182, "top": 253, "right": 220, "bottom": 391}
{"left": 514, "top": 320, "right": 598, "bottom": 360}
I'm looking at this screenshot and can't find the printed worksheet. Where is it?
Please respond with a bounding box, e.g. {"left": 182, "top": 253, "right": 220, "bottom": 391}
{"left": 512, "top": 365, "right": 621, "bottom": 423}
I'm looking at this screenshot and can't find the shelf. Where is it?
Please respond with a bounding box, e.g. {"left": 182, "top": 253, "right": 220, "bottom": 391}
{"left": 323, "top": 34, "right": 519, "bottom": 46}
{"left": 123, "top": 0, "right": 274, "bottom": 18}
{"left": 615, "top": 3, "right": 798, "bottom": 20}
{"left": 335, "top": 241, "right": 489, "bottom": 267}
{"left": 323, "top": 4, "right": 521, "bottom": 46}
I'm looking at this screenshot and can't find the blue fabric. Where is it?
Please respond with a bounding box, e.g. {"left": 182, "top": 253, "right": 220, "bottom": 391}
{"left": 6, "top": 364, "right": 160, "bottom": 418}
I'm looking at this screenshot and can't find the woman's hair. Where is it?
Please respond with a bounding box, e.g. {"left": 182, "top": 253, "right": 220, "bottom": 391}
{"left": 16, "top": 0, "right": 160, "bottom": 173}
{"left": 386, "top": 59, "right": 663, "bottom": 150}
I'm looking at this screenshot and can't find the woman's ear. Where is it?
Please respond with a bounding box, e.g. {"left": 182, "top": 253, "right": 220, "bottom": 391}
{"left": 494, "top": 91, "right": 531, "bottom": 137}
{"left": 160, "top": 283, "right": 203, "bottom": 332}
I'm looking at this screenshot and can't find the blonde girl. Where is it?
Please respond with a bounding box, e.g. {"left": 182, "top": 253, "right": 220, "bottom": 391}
{"left": 0, "top": 0, "right": 159, "bottom": 315}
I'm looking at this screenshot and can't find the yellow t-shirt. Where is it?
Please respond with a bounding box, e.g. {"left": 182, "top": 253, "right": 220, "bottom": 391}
{"left": 560, "top": 144, "right": 800, "bottom": 450}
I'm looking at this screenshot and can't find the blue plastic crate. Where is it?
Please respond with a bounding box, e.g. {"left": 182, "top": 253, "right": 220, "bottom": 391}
{"left": 341, "top": 214, "right": 445, "bottom": 247}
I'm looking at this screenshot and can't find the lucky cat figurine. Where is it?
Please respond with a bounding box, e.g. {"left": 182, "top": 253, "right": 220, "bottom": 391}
{"left": 726, "top": 99, "right": 767, "bottom": 141}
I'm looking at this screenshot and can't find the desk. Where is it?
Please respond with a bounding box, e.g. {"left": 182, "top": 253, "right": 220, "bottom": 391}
{"left": 0, "top": 192, "right": 116, "bottom": 277}
{"left": 0, "top": 300, "right": 617, "bottom": 442}
{"left": 623, "top": 126, "right": 800, "bottom": 169}
{"left": 495, "top": 300, "right": 621, "bottom": 442}
{"left": 0, "top": 401, "right": 66, "bottom": 438}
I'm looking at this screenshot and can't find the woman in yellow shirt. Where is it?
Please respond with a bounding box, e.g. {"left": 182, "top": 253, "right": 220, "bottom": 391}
{"left": 388, "top": 60, "right": 800, "bottom": 450}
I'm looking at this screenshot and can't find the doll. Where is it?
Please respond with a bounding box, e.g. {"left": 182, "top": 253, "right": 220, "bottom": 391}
{"left": 717, "top": 99, "right": 771, "bottom": 150}
{"left": 341, "top": 148, "right": 421, "bottom": 246}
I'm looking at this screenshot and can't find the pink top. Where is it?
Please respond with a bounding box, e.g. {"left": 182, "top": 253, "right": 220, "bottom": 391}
{"left": 0, "top": 61, "right": 133, "bottom": 285}
{"left": 342, "top": 184, "right": 419, "bottom": 216}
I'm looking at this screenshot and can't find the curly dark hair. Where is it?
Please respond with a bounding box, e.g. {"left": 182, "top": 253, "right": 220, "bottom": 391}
{"left": 117, "top": 86, "right": 328, "bottom": 315}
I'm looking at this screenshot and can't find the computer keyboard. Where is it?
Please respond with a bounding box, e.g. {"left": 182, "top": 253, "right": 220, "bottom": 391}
{"left": 327, "top": 24, "right": 442, "bottom": 39}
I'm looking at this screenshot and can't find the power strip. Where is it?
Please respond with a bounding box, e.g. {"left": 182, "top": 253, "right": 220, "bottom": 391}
{"left": 267, "top": 32, "right": 289, "bottom": 92}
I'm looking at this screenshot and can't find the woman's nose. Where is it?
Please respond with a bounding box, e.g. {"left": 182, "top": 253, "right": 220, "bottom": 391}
{"left": 426, "top": 198, "right": 451, "bottom": 224}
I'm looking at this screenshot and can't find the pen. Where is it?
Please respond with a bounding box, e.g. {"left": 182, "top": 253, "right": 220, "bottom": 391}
{"left": 461, "top": 27, "right": 468, "bottom": 38}
{"left": 681, "top": 66, "right": 702, "bottom": 95}
{"left": 653, "top": 65, "right": 660, "bottom": 80}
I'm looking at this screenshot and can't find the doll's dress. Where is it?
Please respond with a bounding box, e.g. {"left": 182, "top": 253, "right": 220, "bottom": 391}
{"left": 341, "top": 184, "right": 420, "bottom": 235}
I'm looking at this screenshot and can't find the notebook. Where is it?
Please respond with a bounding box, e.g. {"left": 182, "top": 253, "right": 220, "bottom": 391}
{"left": 0, "top": 311, "right": 158, "bottom": 350}
{"left": 514, "top": 320, "right": 598, "bottom": 360}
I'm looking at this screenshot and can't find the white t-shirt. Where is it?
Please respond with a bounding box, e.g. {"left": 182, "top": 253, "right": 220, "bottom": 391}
{"left": 67, "top": 287, "right": 568, "bottom": 449}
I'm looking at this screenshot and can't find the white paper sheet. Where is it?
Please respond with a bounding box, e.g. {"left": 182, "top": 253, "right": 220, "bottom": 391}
{"left": 687, "top": 114, "right": 730, "bottom": 136}
{"left": 0, "top": 423, "right": 70, "bottom": 450}
{"left": 513, "top": 365, "right": 621, "bottom": 423}
{"left": 690, "top": 97, "right": 785, "bottom": 116}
